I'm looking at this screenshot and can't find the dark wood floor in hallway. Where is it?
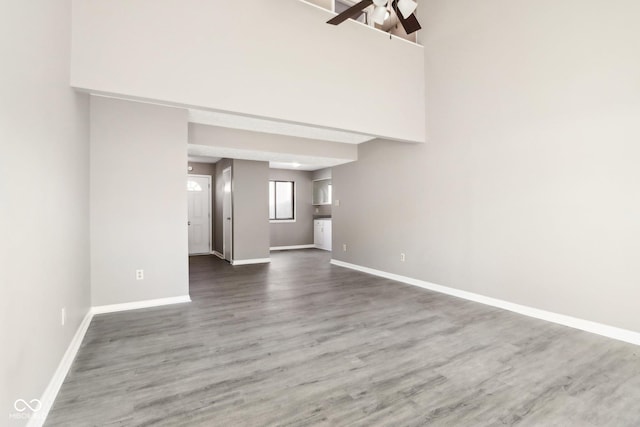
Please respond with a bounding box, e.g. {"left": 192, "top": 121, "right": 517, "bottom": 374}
{"left": 47, "top": 250, "right": 640, "bottom": 426}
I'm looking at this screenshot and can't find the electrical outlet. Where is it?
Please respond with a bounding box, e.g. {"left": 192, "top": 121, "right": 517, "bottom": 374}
{"left": 343, "top": 243, "right": 347, "bottom": 252}
{"left": 315, "top": 207, "right": 319, "bottom": 213}
{"left": 335, "top": 199, "right": 340, "bottom": 207}
{"left": 136, "top": 269, "right": 144, "bottom": 280}
{"left": 400, "top": 253, "right": 406, "bottom": 262}
{"left": 61, "top": 307, "right": 66, "bottom": 326}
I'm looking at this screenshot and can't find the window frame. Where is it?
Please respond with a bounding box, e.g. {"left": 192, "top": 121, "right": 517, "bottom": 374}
{"left": 269, "top": 180, "right": 296, "bottom": 223}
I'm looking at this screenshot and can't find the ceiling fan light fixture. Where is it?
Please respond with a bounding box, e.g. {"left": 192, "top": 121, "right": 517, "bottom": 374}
{"left": 327, "top": 0, "right": 420, "bottom": 34}
{"left": 397, "top": 0, "right": 418, "bottom": 18}
{"left": 372, "top": 5, "right": 388, "bottom": 25}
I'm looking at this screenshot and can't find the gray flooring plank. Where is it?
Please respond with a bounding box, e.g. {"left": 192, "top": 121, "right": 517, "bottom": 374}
{"left": 46, "top": 250, "right": 640, "bottom": 426}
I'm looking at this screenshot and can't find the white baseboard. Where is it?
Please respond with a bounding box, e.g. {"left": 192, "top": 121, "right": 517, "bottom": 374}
{"left": 270, "top": 244, "right": 316, "bottom": 251}
{"left": 30, "top": 294, "right": 192, "bottom": 426}
{"left": 91, "top": 295, "right": 192, "bottom": 315}
{"left": 231, "top": 258, "right": 271, "bottom": 266}
{"left": 28, "top": 310, "right": 93, "bottom": 427}
{"left": 330, "top": 259, "right": 640, "bottom": 346}
{"left": 212, "top": 250, "right": 224, "bottom": 259}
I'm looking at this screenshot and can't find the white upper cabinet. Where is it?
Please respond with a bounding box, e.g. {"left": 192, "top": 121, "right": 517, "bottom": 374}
{"left": 313, "top": 179, "right": 332, "bottom": 205}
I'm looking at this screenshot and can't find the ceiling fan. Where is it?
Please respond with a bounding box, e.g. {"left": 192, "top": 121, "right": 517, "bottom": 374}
{"left": 327, "top": 0, "right": 421, "bottom": 35}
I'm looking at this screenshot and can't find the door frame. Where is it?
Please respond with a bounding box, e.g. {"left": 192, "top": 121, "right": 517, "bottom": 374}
{"left": 187, "top": 174, "right": 212, "bottom": 255}
{"left": 222, "top": 167, "right": 233, "bottom": 262}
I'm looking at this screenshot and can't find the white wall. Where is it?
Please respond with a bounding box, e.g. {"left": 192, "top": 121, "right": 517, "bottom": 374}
{"left": 232, "top": 160, "right": 271, "bottom": 261}
{"left": 0, "top": 1, "right": 90, "bottom": 423}
{"left": 306, "top": 0, "right": 332, "bottom": 10}
{"left": 90, "top": 96, "right": 189, "bottom": 306}
{"left": 312, "top": 168, "right": 332, "bottom": 181}
{"left": 189, "top": 124, "right": 358, "bottom": 165}
{"left": 71, "top": 0, "right": 425, "bottom": 143}
{"left": 333, "top": 0, "right": 640, "bottom": 333}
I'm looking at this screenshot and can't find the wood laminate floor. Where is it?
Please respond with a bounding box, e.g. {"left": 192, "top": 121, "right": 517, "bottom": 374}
{"left": 47, "top": 250, "right": 640, "bottom": 426}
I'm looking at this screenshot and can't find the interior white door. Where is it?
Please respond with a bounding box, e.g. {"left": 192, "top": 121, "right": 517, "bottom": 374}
{"left": 222, "top": 167, "right": 233, "bottom": 262}
{"left": 187, "top": 175, "right": 211, "bottom": 255}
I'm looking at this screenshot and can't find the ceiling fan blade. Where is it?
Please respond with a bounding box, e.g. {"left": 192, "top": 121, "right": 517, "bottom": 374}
{"left": 327, "top": 0, "right": 374, "bottom": 25}
{"left": 391, "top": 0, "right": 421, "bottom": 34}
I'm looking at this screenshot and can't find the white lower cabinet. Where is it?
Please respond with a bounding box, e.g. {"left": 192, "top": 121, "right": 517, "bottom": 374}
{"left": 323, "top": 220, "right": 332, "bottom": 251}
{"left": 314, "top": 219, "right": 332, "bottom": 251}
{"left": 314, "top": 221, "right": 322, "bottom": 247}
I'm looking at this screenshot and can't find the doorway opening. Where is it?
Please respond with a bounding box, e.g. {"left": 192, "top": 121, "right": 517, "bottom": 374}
{"left": 222, "top": 166, "right": 233, "bottom": 262}
{"left": 187, "top": 174, "right": 212, "bottom": 255}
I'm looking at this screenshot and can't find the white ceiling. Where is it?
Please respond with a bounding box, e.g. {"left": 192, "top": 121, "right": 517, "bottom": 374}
{"left": 188, "top": 155, "right": 221, "bottom": 164}
{"left": 189, "top": 109, "right": 375, "bottom": 144}
{"left": 188, "top": 144, "right": 353, "bottom": 171}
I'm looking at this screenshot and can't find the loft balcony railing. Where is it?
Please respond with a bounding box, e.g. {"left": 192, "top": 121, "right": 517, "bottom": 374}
{"left": 302, "top": 0, "right": 420, "bottom": 44}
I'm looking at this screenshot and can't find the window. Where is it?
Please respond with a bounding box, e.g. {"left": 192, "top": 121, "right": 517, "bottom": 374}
{"left": 187, "top": 180, "right": 203, "bottom": 192}
{"left": 269, "top": 181, "right": 295, "bottom": 221}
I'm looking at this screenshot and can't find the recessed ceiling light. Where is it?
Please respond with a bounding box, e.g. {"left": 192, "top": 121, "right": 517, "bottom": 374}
{"left": 292, "top": 162, "right": 301, "bottom": 168}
